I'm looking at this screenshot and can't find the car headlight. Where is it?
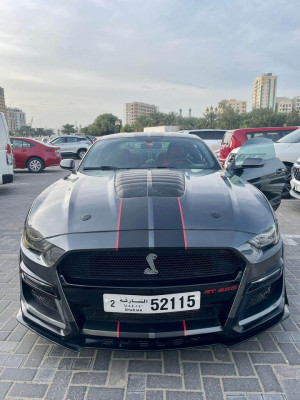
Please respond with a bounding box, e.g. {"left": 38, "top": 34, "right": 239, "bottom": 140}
{"left": 23, "top": 224, "right": 64, "bottom": 266}
{"left": 248, "top": 223, "right": 279, "bottom": 249}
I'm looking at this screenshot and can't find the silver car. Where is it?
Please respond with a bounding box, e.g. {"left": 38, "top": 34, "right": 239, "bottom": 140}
{"left": 49, "top": 135, "right": 91, "bottom": 159}
{"left": 290, "top": 158, "right": 300, "bottom": 199}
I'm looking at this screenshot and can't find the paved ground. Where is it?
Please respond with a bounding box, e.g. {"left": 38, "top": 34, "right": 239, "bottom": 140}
{"left": 0, "top": 167, "right": 300, "bottom": 400}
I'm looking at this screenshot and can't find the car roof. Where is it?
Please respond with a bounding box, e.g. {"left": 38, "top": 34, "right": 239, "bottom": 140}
{"left": 228, "top": 126, "right": 299, "bottom": 133}
{"left": 100, "top": 132, "right": 202, "bottom": 140}
{"left": 182, "top": 129, "right": 226, "bottom": 132}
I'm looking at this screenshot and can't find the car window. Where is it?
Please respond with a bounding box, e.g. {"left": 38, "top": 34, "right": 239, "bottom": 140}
{"left": 246, "top": 130, "right": 294, "bottom": 142}
{"left": 51, "top": 137, "right": 66, "bottom": 144}
{"left": 11, "top": 139, "right": 33, "bottom": 148}
{"left": 222, "top": 131, "right": 233, "bottom": 145}
{"left": 192, "top": 131, "right": 225, "bottom": 140}
{"left": 80, "top": 137, "right": 219, "bottom": 171}
{"left": 65, "top": 137, "right": 78, "bottom": 143}
{"left": 277, "top": 129, "right": 300, "bottom": 143}
{"left": 234, "top": 138, "right": 276, "bottom": 167}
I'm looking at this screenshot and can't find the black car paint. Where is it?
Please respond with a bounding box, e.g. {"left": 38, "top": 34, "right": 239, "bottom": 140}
{"left": 17, "top": 133, "right": 288, "bottom": 350}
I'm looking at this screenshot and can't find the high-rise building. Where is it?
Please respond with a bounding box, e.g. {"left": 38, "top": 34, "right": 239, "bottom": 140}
{"left": 218, "top": 99, "right": 247, "bottom": 113}
{"left": 6, "top": 107, "right": 26, "bottom": 132}
{"left": 0, "top": 87, "right": 6, "bottom": 120}
{"left": 291, "top": 96, "right": 300, "bottom": 111}
{"left": 126, "top": 102, "right": 158, "bottom": 125}
{"left": 275, "top": 97, "right": 293, "bottom": 114}
{"left": 252, "top": 73, "right": 278, "bottom": 111}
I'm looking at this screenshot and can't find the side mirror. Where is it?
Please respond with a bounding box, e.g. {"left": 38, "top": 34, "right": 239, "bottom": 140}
{"left": 232, "top": 157, "right": 265, "bottom": 170}
{"left": 60, "top": 159, "right": 75, "bottom": 170}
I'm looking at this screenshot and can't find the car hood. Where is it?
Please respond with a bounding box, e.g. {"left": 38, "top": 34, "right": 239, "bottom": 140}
{"left": 28, "top": 169, "right": 274, "bottom": 238}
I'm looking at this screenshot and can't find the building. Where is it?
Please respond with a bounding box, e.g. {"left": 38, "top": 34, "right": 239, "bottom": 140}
{"left": 126, "top": 102, "right": 158, "bottom": 125}
{"left": 143, "top": 126, "right": 179, "bottom": 133}
{"left": 219, "top": 99, "right": 247, "bottom": 113}
{"left": 275, "top": 97, "right": 293, "bottom": 114}
{"left": 0, "top": 87, "right": 6, "bottom": 120}
{"left": 6, "top": 107, "right": 26, "bottom": 133}
{"left": 291, "top": 96, "right": 300, "bottom": 111}
{"left": 252, "top": 73, "right": 278, "bottom": 111}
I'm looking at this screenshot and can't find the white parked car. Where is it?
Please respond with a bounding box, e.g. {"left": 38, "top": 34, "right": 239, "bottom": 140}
{"left": 0, "top": 112, "right": 13, "bottom": 185}
{"left": 290, "top": 158, "right": 300, "bottom": 199}
{"left": 49, "top": 135, "right": 91, "bottom": 159}
{"left": 225, "top": 129, "right": 300, "bottom": 198}
{"left": 182, "top": 129, "right": 226, "bottom": 151}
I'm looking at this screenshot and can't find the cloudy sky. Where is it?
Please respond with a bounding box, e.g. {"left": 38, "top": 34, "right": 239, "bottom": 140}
{"left": 0, "top": 0, "right": 299, "bottom": 128}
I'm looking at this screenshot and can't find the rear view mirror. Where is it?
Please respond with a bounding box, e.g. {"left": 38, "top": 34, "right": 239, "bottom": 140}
{"left": 60, "top": 159, "right": 75, "bottom": 170}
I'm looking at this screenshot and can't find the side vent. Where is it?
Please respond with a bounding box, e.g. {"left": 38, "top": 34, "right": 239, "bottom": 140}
{"left": 115, "top": 170, "right": 185, "bottom": 198}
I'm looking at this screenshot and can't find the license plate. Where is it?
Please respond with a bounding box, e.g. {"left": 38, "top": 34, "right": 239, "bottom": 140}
{"left": 103, "top": 291, "right": 201, "bottom": 314}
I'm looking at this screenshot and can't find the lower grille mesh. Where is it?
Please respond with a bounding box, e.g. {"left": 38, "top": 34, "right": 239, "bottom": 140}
{"left": 31, "top": 288, "right": 57, "bottom": 310}
{"left": 78, "top": 304, "right": 220, "bottom": 323}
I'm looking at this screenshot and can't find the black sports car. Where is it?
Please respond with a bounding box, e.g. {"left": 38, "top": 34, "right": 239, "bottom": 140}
{"left": 18, "top": 132, "right": 289, "bottom": 350}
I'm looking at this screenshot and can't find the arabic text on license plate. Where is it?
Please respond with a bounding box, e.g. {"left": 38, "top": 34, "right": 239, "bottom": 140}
{"left": 103, "top": 292, "right": 201, "bottom": 314}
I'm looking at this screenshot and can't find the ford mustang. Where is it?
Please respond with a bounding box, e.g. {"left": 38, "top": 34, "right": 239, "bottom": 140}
{"left": 17, "top": 132, "right": 289, "bottom": 350}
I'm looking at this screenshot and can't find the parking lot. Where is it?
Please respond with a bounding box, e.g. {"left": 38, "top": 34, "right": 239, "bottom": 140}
{"left": 0, "top": 167, "right": 300, "bottom": 400}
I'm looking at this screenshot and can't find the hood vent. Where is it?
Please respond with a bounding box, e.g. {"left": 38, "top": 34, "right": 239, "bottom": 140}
{"left": 115, "top": 170, "right": 185, "bottom": 198}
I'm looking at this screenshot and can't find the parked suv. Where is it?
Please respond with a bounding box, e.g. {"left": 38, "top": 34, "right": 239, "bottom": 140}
{"left": 0, "top": 112, "right": 13, "bottom": 185}
{"left": 182, "top": 129, "right": 226, "bottom": 151}
{"left": 219, "top": 126, "right": 298, "bottom": 166}
{"left": 49, "top": 135, "right": 91, "bottom": 159}
{"left": 291, "top": 158, "right": 300, "bottom": 200}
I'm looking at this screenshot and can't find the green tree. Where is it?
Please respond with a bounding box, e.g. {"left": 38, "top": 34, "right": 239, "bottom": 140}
{"left": 240, "top": 108, "right": 286, "bottom": 128}
{"left": 217, "top": 105, "right": 242, "bottom": 130}
{"left": 83, "top": 113, "right": 120, "bottom": 136}
{"left": 14, "top": 125, "right": 35, "bottom": 137}
{"left": 121, "top": 124, "right": 135, "bottom": 133}
{"left": 61, "top": 124, "right": 76, "bottom": 134}
{"left": 285, "top": 110, "right": 300, "bottom": 126}
{"left": 203, "top": 111, "right": 218, "bottom": 129}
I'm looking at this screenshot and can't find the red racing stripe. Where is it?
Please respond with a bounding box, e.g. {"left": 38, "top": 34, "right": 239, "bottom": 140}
{"left": 117, "top": 321, "right": 120, "bottom": 338}
{"left": 116, "top": 199, "right": 123, "bottom": 251}
{"left": 178, "top": 197, "right": 187, "bottom": 250}
{"left": 183, "top": 320, "right": 187, "bottom": 336}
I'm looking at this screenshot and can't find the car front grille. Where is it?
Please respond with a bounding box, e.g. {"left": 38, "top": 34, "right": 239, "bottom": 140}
{"left": 58, "top": 248, "right": 244, "bottom": 286}
{"left": 293, "top": 167, "right": 300, "bottom": 181}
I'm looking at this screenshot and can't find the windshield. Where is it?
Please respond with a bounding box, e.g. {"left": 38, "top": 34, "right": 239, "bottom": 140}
{"left": 79, "top": 136, "right": 219, "bottom": 171}
{"left": 277, "top": 129, "right": 300, "bottom": 143}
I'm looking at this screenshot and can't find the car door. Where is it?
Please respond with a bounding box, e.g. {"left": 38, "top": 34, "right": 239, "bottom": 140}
{"left": 11, "top": 139, "right": 33, "bottom": 168}
{"left": 50, "top": 137, "right": 67, "bottom": 154}
{"left": 65, "top": 136, "right": 80, "bottom": 154}
{"left": 227, "top": 138, "right": 286, "bottom": 210}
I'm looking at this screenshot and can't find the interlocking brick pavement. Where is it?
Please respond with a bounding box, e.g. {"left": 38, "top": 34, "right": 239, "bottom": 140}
{"left": 0, "top": 168, "right": 300, "bottom": 400}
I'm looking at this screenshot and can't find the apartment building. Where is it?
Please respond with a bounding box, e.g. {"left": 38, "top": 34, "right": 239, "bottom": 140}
{"left": 126, "top": 102, "right": 158, "bottom": 125}
{"left": 275, "top": 97, "right": 293, "bottom": 114}
{"left": 6, "top": 107, "right": 26, "bottom": 132}
{"left": 219, "top": 99, "right": 247, "bottom": 113}
{"left": 0, "top": 87, "right": 6, "bottom": 120}
{"left": 291, "top": 96, "right": 300, "bottom": 111}
{"left": 252, "top": 73, "right": 278, "bottom": 111}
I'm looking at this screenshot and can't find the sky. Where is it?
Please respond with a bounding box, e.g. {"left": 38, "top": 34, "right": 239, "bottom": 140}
{"left": 0, "top": 0, "right": 300, "bottom": 129}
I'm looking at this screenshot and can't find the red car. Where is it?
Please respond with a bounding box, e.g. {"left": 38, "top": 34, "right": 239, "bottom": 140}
{"left": 218, "top": 126, "right": 299, "bottom": 166}
{"left": 11, "top": 137, "right": 61, "bottom": 173}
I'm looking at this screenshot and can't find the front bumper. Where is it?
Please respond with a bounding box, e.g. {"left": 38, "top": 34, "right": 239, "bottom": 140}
{"left": 290, "top": 176, "right": 300, "bottom": 199}
{"left": 17, "top": 231, "right": 289, "bottom": 351}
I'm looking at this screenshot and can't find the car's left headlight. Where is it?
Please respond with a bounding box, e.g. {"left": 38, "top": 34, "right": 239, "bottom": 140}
{"left": 23, "top": 224, "right": 64, "bottom": 266}
{"left": 248, "top": 223, "right": 279, "bottom": 249}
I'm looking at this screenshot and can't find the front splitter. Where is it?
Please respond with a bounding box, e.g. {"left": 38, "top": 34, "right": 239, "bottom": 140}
{"left": 17, "top": 305, "right": 289, "bottom": 351}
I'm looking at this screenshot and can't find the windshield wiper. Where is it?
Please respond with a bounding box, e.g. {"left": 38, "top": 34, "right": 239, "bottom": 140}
{"left": 83, "top": 166, "right": 119, "bottom": 170}
{"left": 156, "top": 166, "right": 176, "bottom": 169}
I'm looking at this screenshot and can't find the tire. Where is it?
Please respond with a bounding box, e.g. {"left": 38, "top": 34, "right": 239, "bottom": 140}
{"left": 77, "top": 149, "right": 86, "bottom": 159}
{"left": 281, "top": 163, "right": 292, "bottom": 199}
{"left": 27, "top": 157, "right": 44, "bottom": 173}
